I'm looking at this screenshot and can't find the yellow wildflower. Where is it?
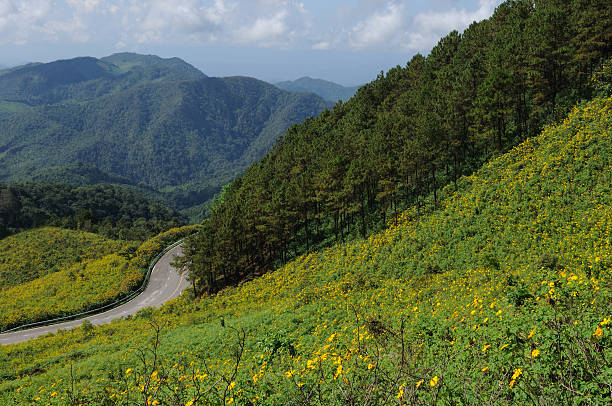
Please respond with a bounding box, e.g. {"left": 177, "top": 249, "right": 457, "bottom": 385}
{"left": 531, "top": 349, "right": 540, "bottom": 358}
{"left": 334, "top": 364, "right": 342, "bottom": 380}
{"left": 594, "top": 326, "right": 603, "bottom": 338}
{"left": 430, "top": 376, "right": 439, "bottom": 387}
{"left": 396, "top": 383, "right": 406, "bottom": 398}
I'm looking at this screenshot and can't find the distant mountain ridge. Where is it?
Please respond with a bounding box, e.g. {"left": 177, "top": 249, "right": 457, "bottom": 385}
{"left": 101, "top": 53, "right": 206, "bottom": 79}
{"left": 0, "top": 54, "right": 332, "bottom": 221}
{"left": 0, "top": 53, "right": 207, "bottom": 106}
{"left": 275, "top": 76, "right": 361, "bottom": 102}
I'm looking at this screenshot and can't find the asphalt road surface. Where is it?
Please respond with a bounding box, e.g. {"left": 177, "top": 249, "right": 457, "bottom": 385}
{"left": 0, "top": 245, "right": 188, "bottom": 345}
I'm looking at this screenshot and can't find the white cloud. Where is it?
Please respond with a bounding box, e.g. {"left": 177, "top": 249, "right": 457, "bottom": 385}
{"left": 313, "top": 0, "right": 500, "bottom": 53}
{"left": 233, "top": 1, "right": 310, "bottom": 47}
{"left": 66, "top": 0, "right": 102, "bottom": 13}
{"left": 235, "top": 10, "right": 289, "bottom": 45}
{"left": 0, "top": 0, "right": 500, "bottom": 53}
{"left": 133, "top": 0, "right": 232, "bottom": 43}
{"left": 408, "top": 0, "right": 499, "bottom": 51}
{"left": 350, "top": 1, "right": 405, "bottom": 49}
{"left": 312, "top": 41, "right": 331, "bottom": 50}
{"left": 119, "top": 0, "right": 309, "bottom": 47}
{"left": 0, "top": 0, "right": 110, "bottom": 45}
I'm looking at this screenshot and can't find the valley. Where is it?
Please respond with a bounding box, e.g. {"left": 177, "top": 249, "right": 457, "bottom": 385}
{"left": 0, "top": 53, "right": 332, "bottom": 222}
{"left": 0, "top": 0, "right": 610, "bottom": 405}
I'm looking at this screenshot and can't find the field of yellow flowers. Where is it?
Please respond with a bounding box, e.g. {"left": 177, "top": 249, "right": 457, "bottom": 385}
{"left": 0, "top": 227, "right": 133, "bottom": 289}
{"left": 0, "top": 97, "right": 610, "bottom": 405}
{"left": 0, "top": 226, "right": 196, "bottom": 333}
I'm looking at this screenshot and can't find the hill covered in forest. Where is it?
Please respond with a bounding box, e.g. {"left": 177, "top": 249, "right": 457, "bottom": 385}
{"left": 0, "top": 1, "right": 610, "bottom": 404}
{"left": 179, "top": 0, "right": 612, "bottom": 292}
{"left": 0, "top": 53, "right": 205, "bottom": 106}
{"left": 0, "top": 54, "right": 332, "bottom": 220}
{"left": 0, "top": 182, "right": 184, "bottom": 240}
{"left": 1, "top": 90, "right": 609, "bottom": 405}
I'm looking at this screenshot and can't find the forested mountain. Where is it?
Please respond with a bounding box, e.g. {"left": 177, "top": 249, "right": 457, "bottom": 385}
{"left": 0, "top": 53, "right": 205, "bottom": 105}
{"left": 275, "top": 77, "right": 361, "bottom": 102}
{"left": 3, "top": 87, "right": 610, "bottom": 405}
{"left": 100, "top": 52, "right": 206, "bottom": 79}
{"left": 0, "top": 182, "right": 184, "bottom": 240}
{"left": 0, "top": 55, "right": 332, "bottom": 219}
{"left": 180, "top": 0, "right": 612, "bottom": 294}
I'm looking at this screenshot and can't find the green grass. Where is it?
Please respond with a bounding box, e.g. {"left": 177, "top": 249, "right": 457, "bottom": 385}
{"left": 0, "top": 227, "right": 134, "bottom": 289}
{"left": 0, "top": 226, "right": 196, "bottom": 332}
{"left": 0, "top": 97, "right": 610, "bottom": 404}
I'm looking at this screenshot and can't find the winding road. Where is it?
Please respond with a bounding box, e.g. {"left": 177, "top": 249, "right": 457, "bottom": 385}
{"left": 0, "top": 245, "right": 189, "bottom": 346}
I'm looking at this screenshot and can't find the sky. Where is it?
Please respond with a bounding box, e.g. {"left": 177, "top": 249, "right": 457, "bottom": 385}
{"left": 0, "top": 0, "right": 504, "bottom": 85}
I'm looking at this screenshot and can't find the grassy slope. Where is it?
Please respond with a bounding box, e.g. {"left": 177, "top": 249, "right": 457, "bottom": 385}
{"left": 0, "top": 227, "right": 134, "bottom": 289}
{"left": 0, "top": 98, "right": 610, "bottom": 404}
{"left": 0, "top": 226, "right": 195, "bottom": 332}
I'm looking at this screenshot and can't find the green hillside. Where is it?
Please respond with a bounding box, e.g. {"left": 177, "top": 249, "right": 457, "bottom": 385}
{"left": 0, "top": 57, "right": 114, "bottom": 104}
{"left": 100, "top": 52, "right": 206, "bottom": 79}
{"left": 0, "top": 226, "right": 195, "bottom": 332}
{"left": 0, "top": 92, "right": 609, "bottom": 404}
{"left": 0, "top": 54, "right": 205, "bottom": 106}
{"left": 0, "top": 2, "right": 610, "bottom": 405}
{"left": 0, "top": 182, "right": 184, "bottom": 241}
{"left": 0, "top": 227, "right": 134, "bottom": 289}
{"left": 180, "top": 0, "right": 612, "bottom": 294}
{"left": 0, "top": 58, "right": 332, "bottom": 218}
{"left": 275, "top": 77, "right": 360, "bottom": 102}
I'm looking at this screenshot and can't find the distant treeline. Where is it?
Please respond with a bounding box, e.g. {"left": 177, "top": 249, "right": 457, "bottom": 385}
{"left": 178, "top": 0, "right": 612, "bottom": 295}
{"left": 0, "top": 182, "right": 184, "bottom": 241}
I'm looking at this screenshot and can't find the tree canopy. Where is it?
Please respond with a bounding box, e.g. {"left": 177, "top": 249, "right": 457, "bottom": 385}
{"left": 180, "top": 0, "right": 612, "bottom": 295}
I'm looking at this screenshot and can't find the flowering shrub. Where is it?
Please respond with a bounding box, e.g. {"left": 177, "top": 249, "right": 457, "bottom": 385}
{"left": 0, "top": 98, "right": 610, "bottom": 404}
{"left": 0, "top": 226, "right": 196, "bottom": 332}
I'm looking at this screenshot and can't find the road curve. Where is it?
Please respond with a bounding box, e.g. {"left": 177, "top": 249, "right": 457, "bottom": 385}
{"left": 0, "top": 245, "right": 189, "bottom": 346}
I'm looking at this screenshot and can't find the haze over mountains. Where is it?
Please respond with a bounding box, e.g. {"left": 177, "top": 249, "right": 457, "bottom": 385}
{"left": 0, "top": 53, "right": 332, "bottom": 220}
{"left": 275, "top": 77, "right": 361, "bottom": 102}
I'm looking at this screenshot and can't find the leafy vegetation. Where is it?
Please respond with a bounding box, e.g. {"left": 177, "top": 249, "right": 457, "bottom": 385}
{"left": 0, "top": 226, "right": 196, "bottom": 332}
{"left": 0, "top": 227, "right": 134, "bottom": 289}
{"left": 0, "top": 53, "right": 204, "bottom": 106}
{"left": 0, "top": 182, "right": 184, "bottom": 241}
{"left": 0, "top": 55, "right": 332, "bottom": 220}
{"left": 0, "top": 88, "right": 609, "bottom": 405}
{"left": 100, "top": 53, "right": 206, "bottom": 79}
{"left": 275, "top": 77, "right": 361, "bottom": 102}
{"left": 180, "top": 0, "right": 612, "bottom": 294}
{"left": 0, "top": 2, "right": 610, "bottom": 405}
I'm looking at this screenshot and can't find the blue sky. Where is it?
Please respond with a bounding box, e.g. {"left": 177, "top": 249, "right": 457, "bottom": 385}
{"left": 0, "top": 0, "right": 503, "bottom": 85}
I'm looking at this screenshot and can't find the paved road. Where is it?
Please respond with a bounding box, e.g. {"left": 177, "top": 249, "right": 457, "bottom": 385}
{"left": 0, "top": 245, "right": 189, "bottom": 345}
